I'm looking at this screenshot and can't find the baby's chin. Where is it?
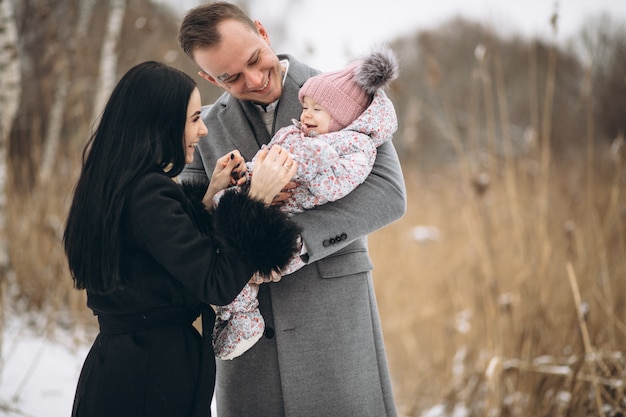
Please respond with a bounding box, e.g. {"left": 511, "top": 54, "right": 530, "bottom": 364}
{"left": 302, "top": 125, "right": 318, "bottom": 136}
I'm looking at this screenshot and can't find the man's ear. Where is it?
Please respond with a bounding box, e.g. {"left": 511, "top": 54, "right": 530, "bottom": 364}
{"left": 254, "top": 20, "right": 271, "bottom": 45}
{"left": 198, "top": 70, "right": 220, "bottom": 87}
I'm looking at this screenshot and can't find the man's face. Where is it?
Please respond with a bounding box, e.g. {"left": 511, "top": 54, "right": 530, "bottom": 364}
{"left": 194, "top": 19, "right": 284, "bottom": 105}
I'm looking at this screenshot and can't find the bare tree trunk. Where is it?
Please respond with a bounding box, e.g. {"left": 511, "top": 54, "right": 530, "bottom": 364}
{"left": 0, "top": 0, "right": 20, "bottom": 153}
{"left": 76, "top": 0, "right": 96, "bottom": 38}
{"left": 91, "top": 0, "right": 127, "bottom": 124}
{"left": 38, "top": 67, "right": 69, "bottom": 185}
{"left": 0, "top": 0, "right": 21, "bottom": 347}
{"left": 41, "top": 0, "right": 125, "bottom": 185}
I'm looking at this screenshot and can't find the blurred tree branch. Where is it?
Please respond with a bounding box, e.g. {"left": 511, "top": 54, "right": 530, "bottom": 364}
{"left": 91, "top": 0, "right": 126, "bottom": 123}
{"left": 0, "top": 0, "right": 20, "bottom": 349}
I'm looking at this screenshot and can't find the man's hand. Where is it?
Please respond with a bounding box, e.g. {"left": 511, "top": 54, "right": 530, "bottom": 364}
{"left": 271, "top": 180, "right": 297, "bottom": 206}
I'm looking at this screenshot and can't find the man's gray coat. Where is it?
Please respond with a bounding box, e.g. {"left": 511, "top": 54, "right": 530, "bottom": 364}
{"left": 181, "top": 55, "right": 406, "bottom": 417}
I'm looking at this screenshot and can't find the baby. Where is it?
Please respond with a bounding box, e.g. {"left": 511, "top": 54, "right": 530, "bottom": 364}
{"left": 212, "top": 47, "right": 399, "bottom": 360}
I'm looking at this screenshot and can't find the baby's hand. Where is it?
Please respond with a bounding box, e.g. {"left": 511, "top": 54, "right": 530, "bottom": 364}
{"left": 230, "top": 162, "right": 248, "bottom": 186}
{"left": 203, "top": 151, "right": 245, "bottom": 208}
{"left": 249, "top": 270, "right": 282, "bottom": 284}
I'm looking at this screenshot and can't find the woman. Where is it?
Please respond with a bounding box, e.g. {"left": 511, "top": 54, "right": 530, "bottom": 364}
{"left": 63, "top": 61, "right": 300, "bottom": 417}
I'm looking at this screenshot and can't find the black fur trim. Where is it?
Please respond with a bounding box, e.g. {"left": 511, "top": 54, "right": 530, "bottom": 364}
{"left": 211, "top": 189, "right": 302, "bottom": 275}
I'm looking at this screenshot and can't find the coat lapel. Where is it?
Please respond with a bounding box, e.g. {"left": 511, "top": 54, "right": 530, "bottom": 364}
{"left": 240, "top": 100, "right": 271, "bottom": 146}
{"left": 273, "top": 75, "right": 303, "bottom": 136}
{"left": 216, "top": 96, "right": 264, "bottom": 161}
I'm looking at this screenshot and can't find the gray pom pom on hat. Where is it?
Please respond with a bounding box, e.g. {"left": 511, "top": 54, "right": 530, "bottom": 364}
{"left": 354, "top": 47, "right": 400, "bottom": 95}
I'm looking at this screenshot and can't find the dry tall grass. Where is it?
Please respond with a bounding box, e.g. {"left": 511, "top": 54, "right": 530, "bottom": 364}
{"left": 371, "top": 36, "right": 626, "bottom": 417}
{"left": 5, "top": 131, "right": 92, "bottom": 340}
{"left": 373, "top": 143, "right": 625, "bottom": 415}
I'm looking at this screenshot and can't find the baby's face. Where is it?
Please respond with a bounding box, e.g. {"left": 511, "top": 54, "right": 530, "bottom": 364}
{"left": 300, "top": 96, "right": 331, "bottom": 135}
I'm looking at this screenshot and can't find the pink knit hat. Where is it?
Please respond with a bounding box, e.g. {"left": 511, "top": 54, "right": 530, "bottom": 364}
{"left": 298, "top": 47, "right": 399, "bottom": 132}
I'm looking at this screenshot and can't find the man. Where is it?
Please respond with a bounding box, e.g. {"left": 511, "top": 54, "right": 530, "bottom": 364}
{"left": 178, "top": 3, "right": 406, "bottom": 416}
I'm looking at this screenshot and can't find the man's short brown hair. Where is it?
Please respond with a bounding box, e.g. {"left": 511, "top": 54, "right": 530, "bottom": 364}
{"left": 178, "top": 2, "right": 257, "bottom": 60}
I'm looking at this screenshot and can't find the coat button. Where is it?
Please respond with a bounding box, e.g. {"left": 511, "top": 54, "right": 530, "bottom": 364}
{"left": 264, "top": 326, "right": 275, "bottom": 339}
{"left": 323, "top": 239, "right": 330, "bottom": 247}
{"left": 341, "top": 233, "right": 347, "bottom": 240}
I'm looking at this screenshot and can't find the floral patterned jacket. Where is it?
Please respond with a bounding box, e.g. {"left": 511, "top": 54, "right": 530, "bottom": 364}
{"left": 249, "top": 89, "right": 398, "bottom": 213}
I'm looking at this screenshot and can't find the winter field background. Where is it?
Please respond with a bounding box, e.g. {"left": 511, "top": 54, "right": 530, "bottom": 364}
{"left": 1, "top": 316, "right": 91, "bottom": 416}
{"left": 1, "top": 0, "right": 626, "bottom": 416}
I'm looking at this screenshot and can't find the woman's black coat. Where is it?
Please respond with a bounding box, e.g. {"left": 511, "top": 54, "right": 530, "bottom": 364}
{"left": 71, "top": 170, "right": 300, "bottom": 417}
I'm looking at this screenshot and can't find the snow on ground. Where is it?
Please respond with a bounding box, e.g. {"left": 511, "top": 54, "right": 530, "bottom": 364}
{"left": 0, "top": 314, "right": 217, "bottom": 416}
{"left": 0, "top": 315, "right": 89, "bottom": 417}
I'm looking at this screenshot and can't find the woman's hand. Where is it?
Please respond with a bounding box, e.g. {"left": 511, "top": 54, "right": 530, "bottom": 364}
{"left": 248, "top": 145, "right": 297, "bottom": 206}
{"left": 203, "top": 150, "right": 246, "bottom": 207}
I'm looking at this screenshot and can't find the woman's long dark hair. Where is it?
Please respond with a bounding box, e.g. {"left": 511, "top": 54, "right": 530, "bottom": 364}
{"left": 63, "top": 61, "right": 197, "bottom": 293}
